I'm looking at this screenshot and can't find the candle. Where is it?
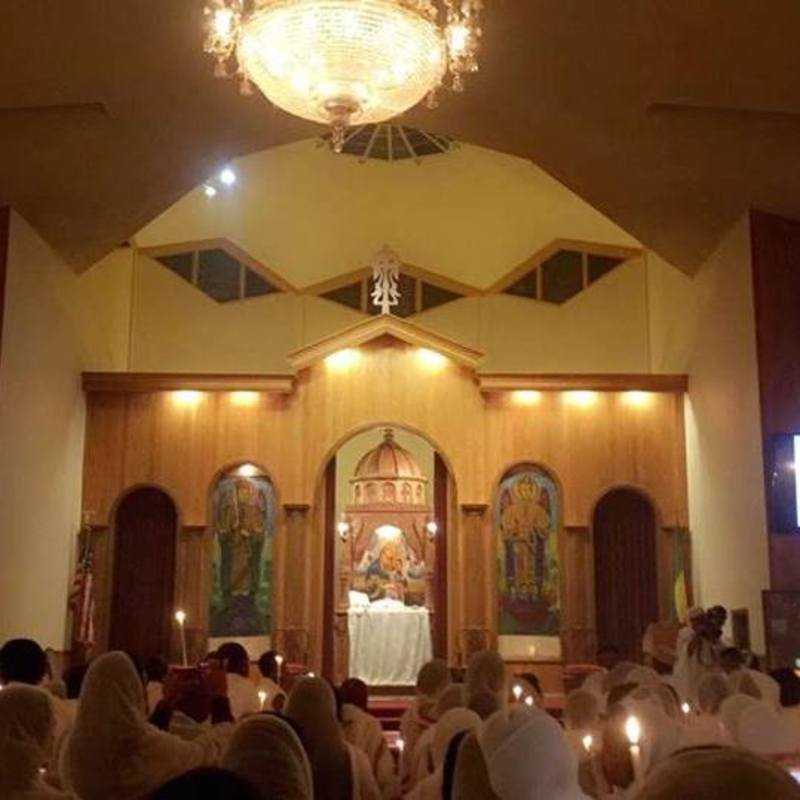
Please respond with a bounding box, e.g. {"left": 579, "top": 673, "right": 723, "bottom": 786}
{"left": 397, "top": 738, "right": 405, "bottom": 758}
{"left": 583, "top": 735, "right": 607, "bottom": 800}
{"left": 625, "top": 716, "right": 643, "bottom": 784}
{"left": 308, "top": 671, "right": 315, "bottom": 678}
{"left": 524, "top": 695, "right": 534, "bottom": 708}
{"left": 174, "top": 610, "right": 188, "bottom": 667}
{"left": 258, "top": 689, "right": 267, "bottom": 711}
{"left": 512, "top": 684, "right": 523, "bottom": 702}
{"left": 275, "top": 654, "right": 283, "bottom": 683}
{"left": 681, "top": 701, "right": 693, "bottom": 725}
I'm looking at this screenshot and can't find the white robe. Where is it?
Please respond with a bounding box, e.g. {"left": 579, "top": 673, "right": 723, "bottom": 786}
{"left": 61, "top": 651, "right": 232, "bottom": 800}
{"left": 341, "top": 704, "right": 397, "bottom": 800}
{"left": 226, "top": 672, "right": 261, "bottom": 719}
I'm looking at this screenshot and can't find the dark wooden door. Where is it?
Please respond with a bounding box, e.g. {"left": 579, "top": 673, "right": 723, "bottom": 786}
{"left": 433, "top": 452, "right": 449, "bottom": 659}
{"left": 593, "top": 489, "right": 658, "bottom": 661}
{"left": 109, "top": 487, "right": 177, "bottom": 660}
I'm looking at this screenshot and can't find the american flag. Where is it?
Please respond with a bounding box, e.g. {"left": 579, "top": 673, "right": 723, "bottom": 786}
{"left": 69, "top": 538, "right": 95, "bottom": 647}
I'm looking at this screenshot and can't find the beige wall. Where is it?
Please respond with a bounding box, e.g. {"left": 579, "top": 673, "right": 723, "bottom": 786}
{"left": 0, "top": 214, "right": 87, "bottom": 648}
{"left": 684, "top": 215, "right": 769, "bottom": 650}
{"left": 133, "top": 140, "right": 640, "bottom": 290}
{"left": 123, "top": 249, "right": 653, "bottom": 375}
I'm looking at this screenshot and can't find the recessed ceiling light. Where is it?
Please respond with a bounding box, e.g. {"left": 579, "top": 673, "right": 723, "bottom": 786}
{"left": 204, "top": 184, "right": 217, "bottom": 198}
{"left": 220, "top": 167, "right": 236, "bottom": 185}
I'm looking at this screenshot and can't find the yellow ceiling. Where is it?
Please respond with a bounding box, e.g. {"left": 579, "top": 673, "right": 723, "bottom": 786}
{"left": 133, "top": 140, "right": 641, "bottom": 290}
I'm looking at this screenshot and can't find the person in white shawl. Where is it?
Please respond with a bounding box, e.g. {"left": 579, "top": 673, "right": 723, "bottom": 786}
{"left": 632, "top": 745, "right": 800, "bottom": 800}
{"left": 223, "top": 714, "right": 313, "bottom": 799}
{"left": 61, "top": 651, "right": 232, "bottom": 800}
{"left": 287, "top": 676, "right": 381, "bottom": 800}
{"left": 408, "top": 683, "right": 465, "bottom": 787}
{"left": 562, "top": 690, "right": 602, "bottom": 762}
{"left": 480, "top": 705, "right": 588, "bottom": 800}
{"left": 684, "top": 673, "right": 734, "bottom": 747}
{"left": 0, "top": 684, "right": 71, "bottom": 800}
{"left": 405, "top": 708, "right": 480, "bottom": 800}
{"left": 719, "top": 692, "right": 799, "bottom": 757}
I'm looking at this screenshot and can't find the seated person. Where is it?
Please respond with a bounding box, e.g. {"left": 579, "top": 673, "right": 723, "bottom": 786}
{"left": 256, "top": 650, "right": 287, "bottom": 712}
{"left": 215, "top": 642, "right": 260, "bottom": 719}
{"left": 721, "top": 647, "right": 781, "bottom": 711}
{"left": 145, "top": 656, "right": 168, "bottom": 713}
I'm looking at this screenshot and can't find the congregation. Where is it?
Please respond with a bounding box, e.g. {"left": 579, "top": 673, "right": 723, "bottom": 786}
{"left": 2, "top": 603, "right": 800, "bottom": 800}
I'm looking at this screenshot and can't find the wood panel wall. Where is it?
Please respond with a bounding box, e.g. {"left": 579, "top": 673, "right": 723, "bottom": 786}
{"left": 82, "top": 338, "right": 689, "bottom": 667}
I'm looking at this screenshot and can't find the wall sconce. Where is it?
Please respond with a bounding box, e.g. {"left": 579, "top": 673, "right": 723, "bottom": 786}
{"left": 337, "top": 520, "right": 351, "bottom": 542}
{"left": 426, "top": 520, "right": 438, "bottom": 540}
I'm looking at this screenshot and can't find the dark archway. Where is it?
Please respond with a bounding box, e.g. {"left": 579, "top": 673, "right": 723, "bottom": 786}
{"left": 109, "top": 487, "right": 178, "bottom": 660}
{"left": 593, "top": 488, "right": 658, "bottom": 661}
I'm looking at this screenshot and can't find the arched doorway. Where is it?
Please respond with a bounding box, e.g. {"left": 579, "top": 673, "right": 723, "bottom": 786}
{"left": 321, "top": 425, "right": 454, "bottom": 684}
{"left": 109, "top": 487, "right": 178, "bottom": 659}
{"left": 593, "top": 488, "right": 658, "bottom": 661}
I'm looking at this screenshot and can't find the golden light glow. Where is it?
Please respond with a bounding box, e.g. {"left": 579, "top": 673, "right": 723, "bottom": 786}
{"left": 236, "top": 463, "right": 261, "bottom": 478}
{"left": 376, "top": 524, "right": 402, "bottom": 541}
{"left": 512, "top": 390, "right": 542, "bottom": 406}
{"left": 230, "top": 391, "right": 260, "bottom": 407}
{"left": 417, "top": 348, "right": 448, "bottom": 370}
{"left": 623, "top": 391, "right": 653, "bottom": 407}
{"left": 172, "top": 390, "right": 203, "bottom": 407}
{"left": 239, "top": 1, "right": 446, "bottom": 133}
{"left": 174, "top": 610, "right": 187, "bottom": 625}
{"left": 565, "top": 391, "right": 598, "bottom": 407}
{"left": 625, "top": 716, "right": 642, "bottom": 745}
{"left": 325, "top": 348, "right": 361, "bottom": 371}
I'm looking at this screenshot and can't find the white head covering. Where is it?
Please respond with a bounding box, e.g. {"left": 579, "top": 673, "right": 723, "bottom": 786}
{"left": 479, "top": 706, "right": 588, "bottom": 800}
{"left": 466, "top": 651, "right": 507, "bottom": 704}
{"left": 63, "top": 651, "right": 227, "bottom": 800}
{"left": 0, "top": 684, "right": 56, "bottom": 794}
{"left": 223, "top": 715, "right": 312, "bottom": 799}
{"left": 633, "top": 745, "right": 800, "bottom": 800}
{"left": 564, "top": 690, "right": 600, "bottom": 730}
{"left": 433, "top": 709, "right": 481, "bottom": 769}
{"left": 621, "top": 688, "right": 684, "bottom": 772}
{"left": 720, "top": 692, "right": 799, "bottom": 756}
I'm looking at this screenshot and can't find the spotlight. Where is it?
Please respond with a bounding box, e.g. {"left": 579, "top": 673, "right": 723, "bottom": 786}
{"left": 220, "top": 167, "right": 237, "bottom": 186}
{"left": 204, "top": 184, "right": 217, "bottom": 198}
{"left": 565, "top": 391, "right": 597, "bottom": 407}
{"left": 623, "top": 391, "right": 652, "bottom": 407}
{"left": 325, "top": 349, "right": 360, "bottom": 371}
{"left": 230, "top": 391, "right": 259, "bottom": 407}
{"left": 417, "top": 348, "right": 447, "bottom": 370}
{"left": 172, "top": 390, "right": 203, "bottom": 406}
{"left": 512, "top": 390, "right": 542, "bottom": 406}
{"left": 236, "top": 463, "right": 260, "bottom": 477}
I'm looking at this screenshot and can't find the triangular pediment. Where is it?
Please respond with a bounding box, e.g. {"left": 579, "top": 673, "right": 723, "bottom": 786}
{"left": 287, "top": 315, "right": 485, "bottom": 371}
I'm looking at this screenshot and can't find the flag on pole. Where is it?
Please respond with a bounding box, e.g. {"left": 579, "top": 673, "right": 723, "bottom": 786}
{"left": 69, "top": 537, "right": 95, "bottom": 648}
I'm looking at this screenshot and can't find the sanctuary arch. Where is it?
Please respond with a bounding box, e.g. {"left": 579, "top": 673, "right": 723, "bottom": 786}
{"left": 80, "top": 316, "right": 691, "bottom": 679}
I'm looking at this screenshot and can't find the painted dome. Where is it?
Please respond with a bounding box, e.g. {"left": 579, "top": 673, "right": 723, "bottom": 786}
{"left": 354, "top": 429, "right": 423, "bottom": 480}
{"left": 350, "top": 429, "right": 428, "bottom": 507}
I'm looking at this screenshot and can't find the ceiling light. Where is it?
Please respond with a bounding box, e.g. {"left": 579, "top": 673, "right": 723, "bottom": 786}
{"left": 203, "top": 0, "right": 483, "bottom": 152}
{"left": 220, "top": 167, "right": 237, "bottom": 185}
{"left": 204, "top": 184, "right": 218, "bottom": 198}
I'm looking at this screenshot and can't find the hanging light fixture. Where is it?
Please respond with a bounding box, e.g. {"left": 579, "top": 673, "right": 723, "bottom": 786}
{"left": 203, "top": 0, "right": 482, "bottom": 152}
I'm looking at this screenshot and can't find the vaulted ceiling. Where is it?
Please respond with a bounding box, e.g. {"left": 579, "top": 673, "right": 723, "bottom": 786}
{"left": 2, "top": 1, "right": 800, "bottom": 272}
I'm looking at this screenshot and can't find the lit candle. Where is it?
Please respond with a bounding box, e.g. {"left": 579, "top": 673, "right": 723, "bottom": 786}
{"left": 275, "top": 653, "right": 284, "bottom": 683}
{"left": 583, "top": 735, "right": 607, "bottom": 799}
{"left": 625, "top": 716, "right": 643, "bottom": 784}
{"left": 681, "top": 701, "right": 693, "bottom": 725}
{"left": 174, "top": 610, "right": 188, "bottom": 667}
{"left": 308, "top": 671, "right": 315, "bottom": 678}
{"left": 524, "top": 695, "right": 534, "bottom": 708}
{"left": 397, "top": 738, "right": 405, "bottom": 758}
{"left": 512, "top": 684, "right": 523, "bottom": 702}
{"left": 258, "top": 689, "right": 267, "bottom": 711}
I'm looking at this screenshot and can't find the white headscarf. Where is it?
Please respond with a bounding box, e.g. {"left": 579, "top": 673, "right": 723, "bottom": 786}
{"left": 480, "top": 706, "right": 588, "bottom": 800}
{"left": 223, "top": 715, "right": 313, "bottom": 799}
{"left": 0, "top": 684, "right": 68, "bottom": 799}
{"left": 621, "top": 688, "right": 685, "bottom": 773}
{"left": 720, "top": 693, "right": 799, "bottom": 756}
{"left": 62, "top": 651, "right": 230, "bottom": 800}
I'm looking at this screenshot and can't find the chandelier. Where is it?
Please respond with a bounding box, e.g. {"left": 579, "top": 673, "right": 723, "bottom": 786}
{"left": 203, "top": 0, "right": 482, "bottom": 151}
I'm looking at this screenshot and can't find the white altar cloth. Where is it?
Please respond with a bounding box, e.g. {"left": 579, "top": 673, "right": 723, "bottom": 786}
{"left": 348, "top": 602, "right": 432, "bottom": 686}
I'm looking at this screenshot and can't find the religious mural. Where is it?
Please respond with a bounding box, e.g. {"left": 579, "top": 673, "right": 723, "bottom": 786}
{"left": 496, "top": 466, "right": 561, "bottom": 636}
{"left": 352, "top": 525, "right": 427, "bottom": 604}
{"left": 209, "top": 472, "right": 275, "bottom": 637}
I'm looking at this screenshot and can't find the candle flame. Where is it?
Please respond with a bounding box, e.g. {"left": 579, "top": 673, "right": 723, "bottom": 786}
{"left": 582, "top": 734, "right": 593, "bottom": 753}
{"left": 625, "top": 715, "right": 642, "bottom": 745}
{"left": 174, "top": 610, "right": 186, "bottom": 625}
{"left": 512, "top": 684, "right": 523, "bottom": 700}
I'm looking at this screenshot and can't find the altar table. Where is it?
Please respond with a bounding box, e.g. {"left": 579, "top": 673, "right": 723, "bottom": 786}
{"left": 348, "top": 603, "right": 432, "bottom": 686}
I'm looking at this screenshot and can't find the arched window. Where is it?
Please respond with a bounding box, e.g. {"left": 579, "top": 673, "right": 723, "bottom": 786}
{"left": 496, "top": 464, "right": 562, "bottom": 636}
{"left": 209, "top": 466, "right": 276, "bottom": 638}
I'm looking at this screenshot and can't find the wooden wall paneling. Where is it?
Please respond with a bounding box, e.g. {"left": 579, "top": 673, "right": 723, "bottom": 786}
{"left": 174, "top": 526, "right": 210, "bottom": 662}
{"left": 82, "top": 339, "right": 690, "bottom": 669}
{"left": 0, "top": 206, "right": 9, "bottom": 365}
{"left": 561, "top": 526, "right": 593, "bottom": 663}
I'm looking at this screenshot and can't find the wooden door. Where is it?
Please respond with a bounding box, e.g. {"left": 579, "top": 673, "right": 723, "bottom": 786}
{"left": 593, "top": 489, "right": 658, "bottom": 661}
{"left": 109, "top": 487, "right": 177, "bottom": 660}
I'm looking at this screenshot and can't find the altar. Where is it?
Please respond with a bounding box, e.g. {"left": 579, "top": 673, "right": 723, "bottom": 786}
{"left": 348, "top": 598, "right": 433, "bottom": 686}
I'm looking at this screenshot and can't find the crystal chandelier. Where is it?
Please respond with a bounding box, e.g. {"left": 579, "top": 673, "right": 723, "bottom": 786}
{"left": 203, "top": 0, "right": 482, "bottom": 151}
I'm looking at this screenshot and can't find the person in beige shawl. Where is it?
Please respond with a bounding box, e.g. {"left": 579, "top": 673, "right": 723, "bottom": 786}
{"left": 61, "top": 651, "right": 232, "bottom": 800}
{"left": 223, "top": 714, "right": 313, "bottom": 799}
{"left": 0, "top": 684, "right": 71, "bottom": 800}
{"left": 287, "top": 676, "right": 381, "bottom": 800}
